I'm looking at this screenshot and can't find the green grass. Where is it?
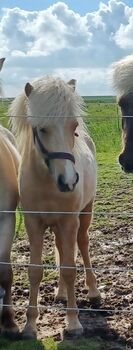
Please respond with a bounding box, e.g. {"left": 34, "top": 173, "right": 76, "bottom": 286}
{"left": 0, "top": 337, "right": 105, "bottom": 350}
{"left": 85, "top": 100, "right": 121, "bottom": 153}
{"left": 0, "top": 98, "right": 10, "bottom": 127}
{"left": 0, "top": 97, "right": 132, "bottom": 350}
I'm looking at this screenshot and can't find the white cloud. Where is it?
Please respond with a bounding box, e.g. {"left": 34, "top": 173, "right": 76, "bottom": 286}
{"left": 53, "top": 67, "right": 110, "bottom": 95}
{"left": 0, "top": 0, "right": 133, "bottom": 96}
{"left": 114, "top": 13, "right": 133, "bottom": 49}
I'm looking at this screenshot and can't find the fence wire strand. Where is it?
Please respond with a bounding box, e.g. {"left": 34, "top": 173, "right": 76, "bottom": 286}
{"left": 1, "top": 114, "right": 133, "bottom": 118}
{"left": 1, "top": 304, "right": 133, "bottom": 314}
{"left": 0, "top": 210, "right": 133, "bottom": 216}
{"left": 0, "top": 261, "right": 133, "bottom": 272}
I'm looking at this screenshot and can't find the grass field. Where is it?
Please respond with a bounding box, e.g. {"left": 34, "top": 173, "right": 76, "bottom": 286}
{"left": 0, "top": 98, "right": 132, "bottom": 350}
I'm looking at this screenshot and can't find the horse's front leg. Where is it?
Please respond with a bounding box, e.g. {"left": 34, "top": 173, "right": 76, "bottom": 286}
{"left": 22, "top": 217, "right": 43, "bottom": 339}
{"left": 57, "top": 216, "right": 83, "bottom": 337}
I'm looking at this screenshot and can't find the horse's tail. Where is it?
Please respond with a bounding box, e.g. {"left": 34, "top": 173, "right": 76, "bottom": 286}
{"left": 111, "top": 54, "right": 133, "bottom": 95}
{"left": 8, "top": 93, "right": 31, "bottom": 155}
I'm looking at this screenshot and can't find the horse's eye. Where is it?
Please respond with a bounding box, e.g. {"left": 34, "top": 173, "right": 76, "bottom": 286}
{"left": 122, "top": 117, "right": 127, "bottom": 130}
{"left": 40, "top": 128, "right": 46, "bottom": 133}
{"left": 118, "top": 96, "right": 128, "bottom": 109}
{"left": 73, "top": 121, "right": 79, "bottom": 137}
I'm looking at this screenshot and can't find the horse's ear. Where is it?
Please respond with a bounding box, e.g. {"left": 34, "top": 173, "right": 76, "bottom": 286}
{"left": 0, "top": 58, "right": 5, "bottom": 72}
{"left": 67, "top": 79, "right": 77, "bottom": 91}
{"left": 25, "top": 82, "right": 33, "bottom": 97}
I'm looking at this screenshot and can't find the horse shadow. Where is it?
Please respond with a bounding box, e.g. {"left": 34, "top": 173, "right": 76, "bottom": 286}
{"left": 55, "top": 299, "right": 129, "bottom": 350}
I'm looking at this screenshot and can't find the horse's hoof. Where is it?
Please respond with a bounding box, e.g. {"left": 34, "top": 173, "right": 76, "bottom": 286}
{"left": 21, "top": 330, "right": 37, "bottom": 340}
{"left": 63, "top": 327, "right": 83, "bottom": 339}
{"left": 89, "top": 294, "right": 102, "bottom": 307}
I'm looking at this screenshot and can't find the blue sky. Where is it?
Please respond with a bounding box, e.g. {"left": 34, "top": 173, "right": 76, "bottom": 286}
{"left": 0, "top": 0, "right": 132, "bottom": 14}
{"left": 0, "top": 0, "right": 133, "bottom": 96}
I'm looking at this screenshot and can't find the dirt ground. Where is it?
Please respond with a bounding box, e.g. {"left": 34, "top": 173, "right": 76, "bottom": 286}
{"left": 11, "top": 219, "right": 133, "bottom": 350}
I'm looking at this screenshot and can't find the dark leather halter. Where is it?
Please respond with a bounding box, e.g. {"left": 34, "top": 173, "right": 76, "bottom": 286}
{"left": 33, "top": 127, "right": 75, "bottom": 166}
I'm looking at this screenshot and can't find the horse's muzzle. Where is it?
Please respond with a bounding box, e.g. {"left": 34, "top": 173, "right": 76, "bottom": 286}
{"left": 119, "top": 153, "right": 133, "bottom": 173}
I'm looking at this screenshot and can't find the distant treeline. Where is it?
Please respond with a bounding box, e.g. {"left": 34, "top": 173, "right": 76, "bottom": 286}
{"left": 0, "top": 96, "right": 116, "bottom": 104}
{"left": 83, "top": 96, "right": 116, "bottom": 103}
{"left": 0, "top": 97, "right": 13, "bottom": 103}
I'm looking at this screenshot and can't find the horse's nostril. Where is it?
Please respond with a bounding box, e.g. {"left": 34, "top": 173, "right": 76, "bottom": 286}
{"left": 58, "top": 175, "right": 69, "bottom": 192}
{"left": 76, "top": 172, "right": 79, "bottom": 184}
{"left": 58, "top": 174, "right": 65, "bottom": 188}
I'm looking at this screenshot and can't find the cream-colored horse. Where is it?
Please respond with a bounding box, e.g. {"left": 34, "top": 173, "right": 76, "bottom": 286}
{"left": 9, "top": 76, "right": 100, "bottom": 339}
{"left": 0, "top": 58, "right": 20, "bottom": 337}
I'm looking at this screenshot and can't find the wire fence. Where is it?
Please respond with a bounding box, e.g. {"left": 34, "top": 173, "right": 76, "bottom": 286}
{"left": 0, "top": 209, "right": 132, "bottom": 315}
{"left": 0, "top": 193, "right": 133, "bottom": 314}
{"left": 0, "top": 111, "right": 132, "bottom": 317}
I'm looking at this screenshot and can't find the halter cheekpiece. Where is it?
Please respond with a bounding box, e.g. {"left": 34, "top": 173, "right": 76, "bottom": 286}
{"left": 33, "top": 127, "right": 75, "bottom": 166}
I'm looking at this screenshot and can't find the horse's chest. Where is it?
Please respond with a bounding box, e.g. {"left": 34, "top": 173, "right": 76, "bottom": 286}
{"left": 38, "top": 191, "right": 77, "bottom": 212}
{"left": 35, "top": 195, "right": 78, "bottom": 227}
{"left": 20, "top": 166, "right": 82, "bottom": 215}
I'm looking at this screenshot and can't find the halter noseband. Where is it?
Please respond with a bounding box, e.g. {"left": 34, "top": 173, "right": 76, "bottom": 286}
{"left": 33, "top": 127, "right": 75, "bottom": 166}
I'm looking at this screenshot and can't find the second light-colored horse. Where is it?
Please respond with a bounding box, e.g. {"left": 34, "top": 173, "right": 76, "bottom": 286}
{"left": 0, "top": 58, "right": 20, "bottom": 337}
{"left": 9, "top": 76, "right": 100, "bottom": 339}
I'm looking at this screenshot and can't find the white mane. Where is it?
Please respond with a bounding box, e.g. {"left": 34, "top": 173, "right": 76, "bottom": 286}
{"left": 111, "top": 55, "right": 133, "bottom": 95}
{"left": 27, "top": 76, "right": 84, "bottom": 125}
{"left": 9, "top": 76, "right": 90, "bottom": 157}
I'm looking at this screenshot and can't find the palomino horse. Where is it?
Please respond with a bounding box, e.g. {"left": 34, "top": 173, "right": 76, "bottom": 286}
{"left": 9, "top": 76, "right": 100, "bottom": 338}
{"left": 0, "top": 58, "right": 20, "bottom": 337}
{"left": 112, "top": 55, "right": 133, "bottom": 173}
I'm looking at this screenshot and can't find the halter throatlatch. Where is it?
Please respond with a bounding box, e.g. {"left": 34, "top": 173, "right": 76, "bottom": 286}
{"left": 33, "top": 127, "right": 75, "bottom": 166}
